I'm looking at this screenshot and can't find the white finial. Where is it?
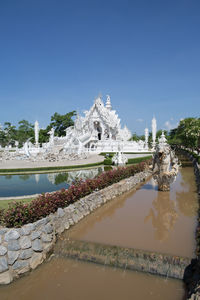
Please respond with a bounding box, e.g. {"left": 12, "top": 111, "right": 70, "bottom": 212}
{"left": 106, "top": 95, "right": 112, "bottom": 110}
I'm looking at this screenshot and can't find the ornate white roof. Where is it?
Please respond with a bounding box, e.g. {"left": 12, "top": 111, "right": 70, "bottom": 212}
{"left": 83, "top": 96, "right": 121, "bottom": 130}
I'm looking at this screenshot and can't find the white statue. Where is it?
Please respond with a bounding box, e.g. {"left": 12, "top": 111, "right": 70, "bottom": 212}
{"left": 23, "top": 138, "right": 32, "bottom": 157}
{"left": 48, "top": 128, "right": 55, "bottom": 145}
{"left": 152, "top": 117, "right": 157, "bottom": 150}
{"left": 34, "top": 120, "right": 39, "bottom": 147}
{"left": 152, "top": 143, "right": 179, "bottom": 191}
{"left": 112, "top": 143, "right": 128, "bottom": 166}
{"left": 158, "top": 130, "right": 167, "bottom": 148}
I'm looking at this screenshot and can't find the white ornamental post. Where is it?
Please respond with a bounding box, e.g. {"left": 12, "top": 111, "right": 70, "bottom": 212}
{"left": 152, "top": 117, "right": 157, "bottom": 150}
{"left": 144, "top": 128, "right": 149, "bottom": 150}
{"left": 34, "top": 120, "right": 40, "bottom": 147}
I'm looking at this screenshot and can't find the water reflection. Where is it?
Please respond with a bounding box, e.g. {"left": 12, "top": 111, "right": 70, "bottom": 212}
{"left": 144, "top": 191, "right": 178, "bottom": 241}
{"left": 47, "top": 167, "right": 103, "bottom": 185}
{"left": 67, "top": 167, "right": 197, "bottom": 257}
{"left": 176, "top": 167, "right": 198, "bottom": 217}
{"left": 0, "top": 167, "right": 104, "bottom": 197}
{"left": 19, "top": 174, "right": 30, "bottom": 181}
{"left": 144, "top": 168, "right": 198, "bottom": 241}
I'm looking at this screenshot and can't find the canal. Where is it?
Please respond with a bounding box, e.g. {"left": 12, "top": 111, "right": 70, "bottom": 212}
{"left": 0, "top": 166, "right": 197, "bottom": 300}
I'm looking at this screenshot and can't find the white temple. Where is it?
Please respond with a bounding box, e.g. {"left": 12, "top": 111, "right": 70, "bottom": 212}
{"left": 0, "top": 95, "right": 155, "bottom": 162}
{"left": 52, "top": 95, "right": 148, "bottom": 153}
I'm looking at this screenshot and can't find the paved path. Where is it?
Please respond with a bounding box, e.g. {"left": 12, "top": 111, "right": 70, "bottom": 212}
{"left": 0, "top": 154, "right": 105, "bottom": 169}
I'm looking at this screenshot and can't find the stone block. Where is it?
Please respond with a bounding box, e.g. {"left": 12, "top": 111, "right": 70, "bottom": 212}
{"left": 4, "top": 229, "right": 20, "bottom": 242}
{"left": 0, "top": 229, "right": 7, "bottom": 235}
{"left": 12, "top": 260, "right": 30, "bottom": 274}
{"left": 35, "top": 218, "right": 48, "bottom": 228}
{"left": 30, "top": 253, "right": 43, "bottom": 270}
{"left": 8, "top": 251, "right": 19, "bottom": 265}
{"left": 64, "top": 220, "right": 70, "bottom": 230}
{"left": 8, "top": 240, "right": 21, "bottom": 251}
{"left": 31, "top": 231, "right": 41, "bottom": 241}
{"left": 56, "top": 225, "right": 65, "bottom": 235}
{"left": 68, "top": 218, "right": 74, "bottom": 226}
{"left": 0, "top": 257, "right": 8, "bottom": 273}
{"left": 43, "top": 243, "right": 53, "bottom": 254}
{"left": 20, "top": 236, "right": 31, "bottom": 249}
{"left": 42, "top": 223, "right": 53, "bottom": 234}
{"left": 19, "top": 249, "right": 33, "bottom": 260}
{"left": 20, "top": 224, "right": 35, "bottom": 236}
{"left": 0, "top": 246, "right": 7, "bottom": 256}
{"left": 32, "top": 239, "right": 43, "bottom": 252}
{"left": 57, "top": 208, "right": 65, "bottom": 218}
{"left": 0, "top": 270, "right": 13, "bottom": 284}
{"left": 41, "top": 233, "right": 53, "bottom": 243}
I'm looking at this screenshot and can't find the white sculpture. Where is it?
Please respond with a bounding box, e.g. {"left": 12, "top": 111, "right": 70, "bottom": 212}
{"left": 152, "top": 117, "right": 157, "bottom": 150}
{"left": 158, "top": 130, "right": 167, "bottom": 148}
{"left": 23, "top": 138, "right": 32, "bottom": 157}
{"left": 112, "top": 143, "right": 128, "bottom": 166}
{"left": 152, "top": 141, "right": 179, "bottom": 191}
{"left": 48, "top": 128, "right": 55, "bottom": 146}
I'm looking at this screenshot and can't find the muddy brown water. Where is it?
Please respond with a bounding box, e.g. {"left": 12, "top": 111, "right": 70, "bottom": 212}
{"left": 63, "top": 167, "right": 198, "bottom": 258}
{"left": 0, "top": 257, "right": 186, "bottom": 300}
{"left": 0, "top": 167, "right": 197, "bottom": 300}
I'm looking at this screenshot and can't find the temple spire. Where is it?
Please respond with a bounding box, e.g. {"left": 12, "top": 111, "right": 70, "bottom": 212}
{"left": 106, "top": 95, "right": 112, "bottom": 110}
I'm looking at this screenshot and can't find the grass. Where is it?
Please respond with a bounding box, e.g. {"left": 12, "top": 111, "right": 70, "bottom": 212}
{"left": 0, "top": 198, "right": 35, "bottom": 210}
{"left": 127, "top": 156, "right": 152, "bottom": 164}
{"left": 100, "top": 152, "right": 153, "bottom": 156}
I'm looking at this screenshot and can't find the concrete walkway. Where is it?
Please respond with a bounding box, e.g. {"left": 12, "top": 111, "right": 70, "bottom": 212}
{"left": 0, "top": 154, "right": 105, "bottom": 169}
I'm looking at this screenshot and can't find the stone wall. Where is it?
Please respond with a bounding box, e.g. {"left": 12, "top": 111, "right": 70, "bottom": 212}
{"left": 0, "top": 170, "right": 151, "bottom": 284}
{"left": 182, "top": 154, "right": 200, "bottom": 300}
{"left": 56, "top": 239, "right": 191, "bottom": 280}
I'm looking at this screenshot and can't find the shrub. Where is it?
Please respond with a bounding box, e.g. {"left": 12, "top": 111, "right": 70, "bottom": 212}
{"left": 1, "top": 158, "right": 152, "bottom": 228}
{"left": 104, "top": 157, "right": 113, "bottom": 165}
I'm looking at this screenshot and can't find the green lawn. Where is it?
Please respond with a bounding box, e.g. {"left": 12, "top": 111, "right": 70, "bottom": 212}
{"left": 0, "top": 198, "right": 35, "bottom": 210}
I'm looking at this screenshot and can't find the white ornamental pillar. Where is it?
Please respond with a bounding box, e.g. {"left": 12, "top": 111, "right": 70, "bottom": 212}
{"left": 144, "top": 128, "right": 149, "bottom": 150}
{"left": 34, "top": 120, "right": 40, "bottom": 147}
{"left": 152, "top": 117, "right": 157, "bottom": 150}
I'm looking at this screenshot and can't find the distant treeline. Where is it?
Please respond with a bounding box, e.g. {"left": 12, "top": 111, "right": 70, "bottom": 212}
{"left": 0, "top": 111, "right": 76, "bottom": 147}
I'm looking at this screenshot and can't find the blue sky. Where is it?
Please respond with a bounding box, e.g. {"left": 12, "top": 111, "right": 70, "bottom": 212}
{"left": 0, "top": 0, "right": 199, "bottom": 134}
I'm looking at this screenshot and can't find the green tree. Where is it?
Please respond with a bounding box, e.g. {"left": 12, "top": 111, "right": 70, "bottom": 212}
{"left": 169, "top": 118, "right": 200, "bottom": 151}
{"left": 39, "top": 125, "right": 52, "bottom": 144}
{"left": 131, "top": 133, "right": 140, "bottom": 141}
{"left": 50, "top": 111, "right": 76, "bottom": 136}
{"left": 0, "top": 129, "right": 7, "bottom": 147}
{"left": 17, "top": 120, "right": 34, "bottom": 146}
{"left": 4, "top": 122, "right": 17, "bottom": 146}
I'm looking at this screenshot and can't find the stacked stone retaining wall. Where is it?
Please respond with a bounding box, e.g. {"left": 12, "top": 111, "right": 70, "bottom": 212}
{"left": 56, "top": 239, "right": 191, "bottom": 280}
{"left": 0, "top": 170, "right": 151, "bottom": 284}
{"left": 180, "top": 153, "right": 200, "bottom": 300}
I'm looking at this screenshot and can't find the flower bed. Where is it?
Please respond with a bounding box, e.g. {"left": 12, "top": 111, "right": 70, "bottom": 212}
{"left": 0, "top": 160, "right": 151, "bottom": 228}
